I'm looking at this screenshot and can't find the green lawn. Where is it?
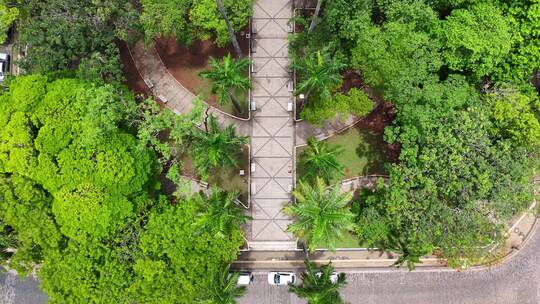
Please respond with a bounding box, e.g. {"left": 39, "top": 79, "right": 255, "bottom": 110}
{"left": 313, "top": 232, "right": 366, "bottom": 249}
{"left": 325, "top": 126, "right": 387, "bottom": 179}
{"left": 297, "top": 125, "right": 387, "bottom": 184}
{"left": 333, "top": 232, "right": 363, "bottom": 248}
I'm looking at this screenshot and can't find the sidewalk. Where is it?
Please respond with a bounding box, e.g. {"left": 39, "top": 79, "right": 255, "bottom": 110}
{"left": 247, "top": 0, "right": 297, "bottom": 251}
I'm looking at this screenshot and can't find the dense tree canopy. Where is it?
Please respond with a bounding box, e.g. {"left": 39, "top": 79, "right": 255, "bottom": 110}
{"left": 0, "top": 4, "right": 17, "bottom": 43}
{"left": 0, "top": 75, "right": 151, "bottom": 195}
{"left": 294, "top": 0, "right": 540, "bottom": 268}
{"left": 6, "top": 0, "right": 139, "bottom": 78}
{"left": 0, "top": 75, "right": 246, "bottom": 301}
{"left": 437, "top": 2, "right": 512, "bottom": 79}
{"left": 140, "top": 0, "right": 252, "bottom": 46}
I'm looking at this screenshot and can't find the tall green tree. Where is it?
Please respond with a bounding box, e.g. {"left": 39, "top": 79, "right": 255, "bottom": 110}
{"left": 351, "top": 21, "right": 442, "bottom": 93}
{"left": 216, "top": 0, "right": 242, "bottom": 58}
{"left": 190, "top": 115, "right": 248, "bottom": 180}
{"left": 132, "top": 196, "right": 244, "bottom": 303}
{"left": 437, "top": 2, "right": 512, "bottom": 79}
{"left": 299, "top": 137, "right": 344, "bottom": 184}
{"left": 486, "top": 90, "right": 540, "bottom": 149}
{"left": 199, "top": 54, "right": 250, "bottom": 114}
{"left": 141, "top": 0, "right": 252, "bottom": 47}
{"left": 308, "top": 0, "right": 324, "bottom": 34}
{"left": 0, "top": 4, "right": 17, "bottom": 44}
{"left": 289, "top": 260, "right": 347, "bottom": 304}
{"left": 285, "top": 178, "right": 355, "bottom": 251}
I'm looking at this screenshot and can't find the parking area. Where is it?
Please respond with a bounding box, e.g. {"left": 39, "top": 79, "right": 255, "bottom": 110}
{"left": 238, "top": 273, "right": 304, "bottom": 304}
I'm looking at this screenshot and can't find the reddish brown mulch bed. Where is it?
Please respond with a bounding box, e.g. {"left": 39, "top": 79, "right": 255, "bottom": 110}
{"left": 341, "top": 70, "right": 384, "bottom": 104}
{"left": 356, "top": 102, "right": 400, "bottom": 163}
{"left": 342, "top": 71, "right": 401, "bottom": 163}
{"left": 118, "top": 41, "right": 152, "bottom": 98}
{"left": 153, "top": 30, "right": 250, "bottom": 107}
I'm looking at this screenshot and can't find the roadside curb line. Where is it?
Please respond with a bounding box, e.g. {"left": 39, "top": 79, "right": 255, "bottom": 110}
{"left": 234, "top": 213, "right": 539, "bottom": 273}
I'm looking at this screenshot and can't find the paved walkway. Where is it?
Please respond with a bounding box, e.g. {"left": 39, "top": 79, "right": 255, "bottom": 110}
{"left": 129, "top": 41, "right": 250, "bottom": 136}
{"left": 247, "top": 0, "right": 297, "bottom": 250}
{"left": 296, "top": 114, "right": 361, "bottom": 145}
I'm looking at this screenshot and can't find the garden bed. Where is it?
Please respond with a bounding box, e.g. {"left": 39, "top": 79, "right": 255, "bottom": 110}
{"left": 153, "top": 31, "right": 250, "bottom": 118}
{"left": 297, "top": 123, "right": 394, "bottom": 182}
{"left": 180, "top": 146, "right": 250, "bottom": 202}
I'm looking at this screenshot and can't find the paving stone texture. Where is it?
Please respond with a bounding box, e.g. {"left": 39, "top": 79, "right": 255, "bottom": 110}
{"left": 248, "top": 0, "right": 297, "bottom": 250}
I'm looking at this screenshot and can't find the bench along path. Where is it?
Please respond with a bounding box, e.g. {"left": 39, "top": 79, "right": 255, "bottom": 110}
{"left": 247, "top": 0, "right": 297, "bottom": 250}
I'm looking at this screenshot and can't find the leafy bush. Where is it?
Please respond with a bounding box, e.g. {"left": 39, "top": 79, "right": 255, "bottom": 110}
{"left": 335, "top": 88, "right": 374, "bottom": 118}
{"left": 301, "top": 88, "right": 375, "bottom": 125}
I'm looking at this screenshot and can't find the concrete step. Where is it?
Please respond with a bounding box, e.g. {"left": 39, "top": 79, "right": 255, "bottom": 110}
{"left": 248, "top": 241, "right": 298, "bottom": 251}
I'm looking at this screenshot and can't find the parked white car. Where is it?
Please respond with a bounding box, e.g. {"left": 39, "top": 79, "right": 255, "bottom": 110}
{"left": 316, "top": 271, "right": 340, "bottom": 284}
{"left": 237, "top": 272, "right": 254, "bottom": 286}
{"left": 0, "top": 53, "right": 10, "bottom": 82}
{"left": 268, "top": 272, "right": 296, "bottom": 285}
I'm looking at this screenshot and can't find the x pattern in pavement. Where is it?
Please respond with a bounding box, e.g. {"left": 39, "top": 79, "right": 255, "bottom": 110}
{"left": 248, "top": 0, "right": 297, "bottom": 249}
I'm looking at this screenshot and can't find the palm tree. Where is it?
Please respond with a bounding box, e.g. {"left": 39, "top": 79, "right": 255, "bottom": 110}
{"left": 308, "top": 0, "right": 324, "bottom": 34}
{"left": 284, "top": 177, "right": 355, "bottom": 251}
{"left": 299, "top": 137, "right": 344, "bottom": 185}
{"left": 289, "top": 259, "right": 347, "bottom": 304}
{"left": 216, "top": 0, "right": 242, "bottom": 58}
{"left": 200, "top": 264, "right": 247, "bottom": 304}
{"left": 199, "top": 54, "right": 250, "bottom": 114}
{"left": 293, "top": 48, "right": 345, "bottom": 110}
{"left": 190, "top": 115, "right": 248, "bottom": 179}
{"left": 195, "top": 188, "right": 250, "bottom": 238}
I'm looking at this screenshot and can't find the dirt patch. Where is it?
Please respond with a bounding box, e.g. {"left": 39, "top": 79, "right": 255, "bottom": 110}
{"left": 356, "top": 102, "right": 400, "bottom": 163}
{"left": 153, "top": 29, "right": 250, "bottom": 116}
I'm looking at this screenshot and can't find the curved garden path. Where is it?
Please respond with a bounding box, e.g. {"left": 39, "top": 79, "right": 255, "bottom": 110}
{"left": 295, "top": 114, "right": 362, "bottom": 145}
{"left": 128, "top": 41, "right": 250, "bottom": 136}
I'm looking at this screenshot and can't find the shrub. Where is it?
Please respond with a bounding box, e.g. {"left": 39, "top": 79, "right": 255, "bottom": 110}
{"left": 346, "top": 88, "right": 375, "bottom": 117}
{"left": 334, "top": 88, "right": 374, "bottom": 118}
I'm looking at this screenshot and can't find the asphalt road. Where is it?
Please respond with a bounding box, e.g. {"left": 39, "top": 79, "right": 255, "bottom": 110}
{"left": 0, "top": 271, "right": 45, "bottom": 304}
{"left": 1, "top": 225, "right": 538, "bottom": 304}
{"left": 240, "top": 225, "right": 540, "bottom": 304}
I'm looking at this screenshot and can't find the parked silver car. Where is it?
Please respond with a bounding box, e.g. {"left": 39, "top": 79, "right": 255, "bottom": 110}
{"left": 267, "top": 272, "right": 295, "bottom": 285}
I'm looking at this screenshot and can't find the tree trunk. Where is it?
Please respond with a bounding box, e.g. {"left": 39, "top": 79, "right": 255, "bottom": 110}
{"left": 229, "top": 92, "right": 244, "bottom": 114}
{"left": 216, "top": 0, "right": 242, "bottom": 58}
{"left": 308, "top": 0, "right": 323, "bottom": 34}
